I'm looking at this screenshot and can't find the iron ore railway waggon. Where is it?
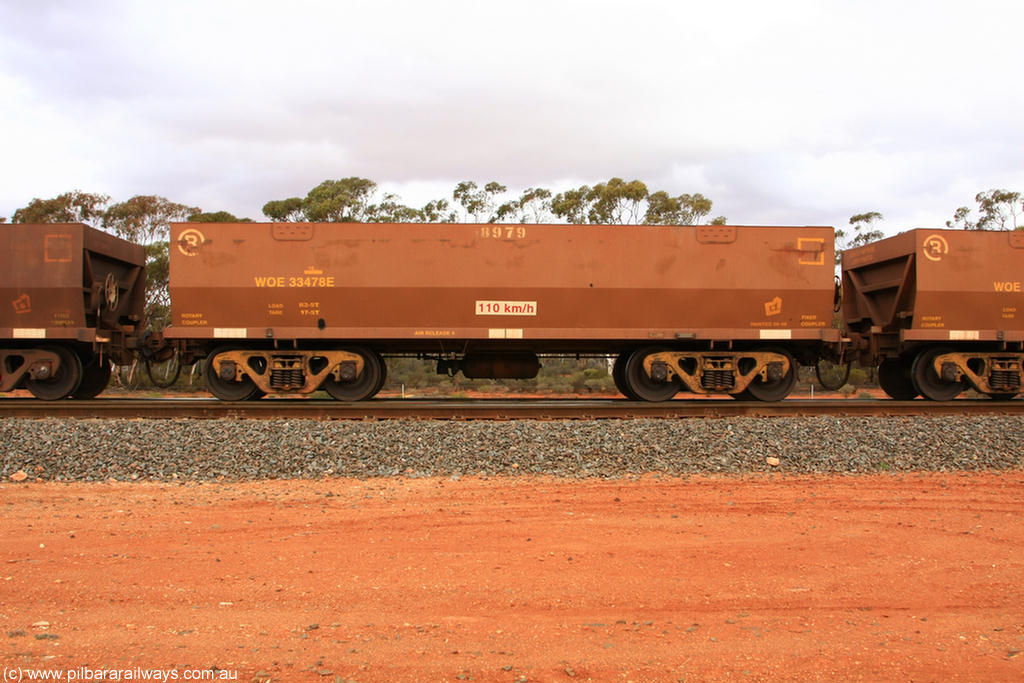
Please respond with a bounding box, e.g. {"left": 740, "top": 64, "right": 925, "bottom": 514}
{"left": 1, "top": 221, "right": 1022, "bottom": 402}
{"left": 0, "top": 223, "right": 146, "bottom": 400}
{"left": 843, "top": 228, "right": 1024, "bottom": 400}
{"left": 166, "top": 222, "right": 838, "bottom": 402}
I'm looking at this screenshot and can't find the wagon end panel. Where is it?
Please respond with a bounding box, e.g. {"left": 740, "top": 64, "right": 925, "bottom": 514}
{"left": 1, "top": 223, "right": 146, "bottom": 339}
{"left": 80, "top": 227, "right": 147, "bottom": 335}
{"left": 841, "top": 231, "right": 918, "bottom": 357}
{"left": 1, "top": 224, "right": 87, "bottom": 333}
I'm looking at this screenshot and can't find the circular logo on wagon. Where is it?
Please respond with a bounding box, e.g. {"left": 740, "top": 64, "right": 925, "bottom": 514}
{"left": 922, "top": 233, "right": 949, "bottom": 262}
{"left": 177, "top": 228, "right": 206, "bottom": 256}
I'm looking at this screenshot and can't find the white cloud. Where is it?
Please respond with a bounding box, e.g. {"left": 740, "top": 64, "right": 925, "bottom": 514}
{"left": 1, "top": 0, "right": 1022, "bottom": 231}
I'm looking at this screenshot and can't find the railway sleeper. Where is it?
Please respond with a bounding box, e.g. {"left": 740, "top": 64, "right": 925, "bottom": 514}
{"left": 643, "top": 350, "right": 792, "bottom": 396}
{"left": 933, "top": 351, "right": 1023, "bottom": 396}
{"left": 209, "top": 349, "right": 366, "bottom": 395}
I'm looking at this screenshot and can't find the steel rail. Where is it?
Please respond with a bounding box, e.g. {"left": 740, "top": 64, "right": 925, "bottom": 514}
{"left": 0, "top": 397, "right": 1021, "bottom": 420}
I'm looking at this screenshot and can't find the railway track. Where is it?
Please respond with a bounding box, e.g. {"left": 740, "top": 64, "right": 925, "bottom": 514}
{"left": 0, "top": 397, "right": 1021, "bottom": 420}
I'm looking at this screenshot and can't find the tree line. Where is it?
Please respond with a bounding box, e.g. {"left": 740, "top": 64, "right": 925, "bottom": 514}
{"left": 3, "top": 179, "right": 1019, "bottom": 233}
{"left": 260, "top": 177, "right": 727, "bottom": 226}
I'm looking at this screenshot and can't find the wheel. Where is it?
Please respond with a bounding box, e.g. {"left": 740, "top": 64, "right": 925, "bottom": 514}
{"left": 372, "top": 354, "right": 388, "bottom": 396}
{"left": 322, "top": 347, "right": 384, "bottom": 401}
{"left": 612, "top": 353, "right": 638, "bottom": 399}
{"left": 987, "top": 392, "right": 1019, "bottom": 400}
{"left": 146, "top": 352, "right": 182, "bottom": 388}
{"left": 815, "top": 359, "right": 851, "bottom": 391}
{"left": 203, "top": 346, "right": 263, "bottom": 401}
{"left": 72, "top": 352, "right": 112, "bottom": 399}
{"left": 26, "top": 345, "right": 83, "bottom": 400}
{"left": 912, "top": 346, "right": 963, "bottom": 401}
{"left": 743, "top": 348, "right": 797, "bottom": 402}
{"left": 878, "top": 357, "right": 919, "bottom": 400}
{"left": 623, "top": 347, "right": 679, "bottom": 402}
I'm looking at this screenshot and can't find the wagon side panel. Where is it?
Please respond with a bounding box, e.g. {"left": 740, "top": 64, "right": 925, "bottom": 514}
{"left": 168, "top": 222, "right": 836, "bottom": 347}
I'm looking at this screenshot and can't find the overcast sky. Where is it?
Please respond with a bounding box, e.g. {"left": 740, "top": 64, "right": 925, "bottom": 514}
{"left": 2, "top": 0, "right": 1022, "bottom": 233}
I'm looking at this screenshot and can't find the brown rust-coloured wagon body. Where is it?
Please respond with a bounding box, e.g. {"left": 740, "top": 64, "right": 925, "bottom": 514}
{"left": 0, "top": 223, "right": 146, "bottom": 399}
{"left": 843, "top": 228, "right": 1024, "bottom": 400}
{"left": 167, "top": 222, "right": 838, "bottom": 401}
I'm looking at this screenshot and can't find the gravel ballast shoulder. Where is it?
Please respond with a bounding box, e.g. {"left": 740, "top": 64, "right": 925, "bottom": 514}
{"left": 2, "top": 416, "right": 1023, "bottom": 482}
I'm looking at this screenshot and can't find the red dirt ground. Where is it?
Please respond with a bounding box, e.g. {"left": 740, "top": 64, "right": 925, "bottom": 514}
{"left": 2, "top": 472, "right": 1023, "bottom": 682}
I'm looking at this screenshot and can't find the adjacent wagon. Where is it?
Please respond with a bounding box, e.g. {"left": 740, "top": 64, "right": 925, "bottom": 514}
{"left": 842, "top": 228, "right": 1024, "bottom": 399}
{"left": 0, "top": 223, "right": 146, "bottom": 399}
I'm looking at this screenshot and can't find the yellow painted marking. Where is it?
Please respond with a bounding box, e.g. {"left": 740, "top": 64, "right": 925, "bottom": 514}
{"left": 797, "top": 237, "right": 825, "bottom": 265}
{"left": 11, "top": 294, "right": 31, "bottom": 314}
{"left": 214, "top": 328, "right": 247, "bottom": 338}
{"left": 177, "top": 228, "right": 206, "bottom": 256}
{"left": 922, "top": 234, "right": 949, "bottom": 262}
{"left": 253, "top": 276, "right": 335, "bottom": 287}
{"left": 44, "top": 234, "right": 73, "bottom": 263}
{"left": 480, "top": 226, "right": 528, "bottom": 240}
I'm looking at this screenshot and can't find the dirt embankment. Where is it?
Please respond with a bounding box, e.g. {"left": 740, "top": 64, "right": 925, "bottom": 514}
{"left": 2, "top": 472, "right": 1023, "bottom": 682}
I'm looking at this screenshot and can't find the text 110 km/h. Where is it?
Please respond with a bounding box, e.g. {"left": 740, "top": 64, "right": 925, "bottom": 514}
{"left": 476, "top": 300, "right": 538, "bottom": 316}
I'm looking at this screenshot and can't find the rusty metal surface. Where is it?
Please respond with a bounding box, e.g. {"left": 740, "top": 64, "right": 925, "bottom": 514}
{"left": 209, "top": 348, "right": 365, "bottom": 394}
{"left": 644, "top": 349, "right": 792, "bottom": 394}
{"left": 843, "top": 229, "right": 1024, "bottom": 347}
{"left": 933, "top": 351, "right": 1023, "bottom": 394}
{"left": 167, "top": 223, "right": 836, "bottom": 348}
{"left": 0, "top": 348, "right": 63, "bottom": 392}
{"left": 0, "top": 223, "right": 146, "bottom": 345}
{"left": 0, "top": 397, "right": 1019, "bottom": 420}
